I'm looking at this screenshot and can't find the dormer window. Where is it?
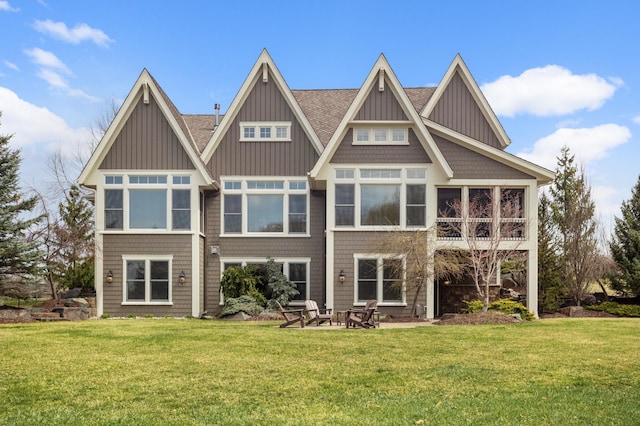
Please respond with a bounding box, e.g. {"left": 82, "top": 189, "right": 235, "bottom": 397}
{"left": 240, "top": 122, "right": 291, "bottom": 142}
{"left": 352, "top": 127, "right": 408, "bottom": 145}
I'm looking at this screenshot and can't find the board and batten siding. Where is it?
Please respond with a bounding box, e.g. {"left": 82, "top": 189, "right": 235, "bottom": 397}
{"left": 102, "top": 234, "right": 193, "bottom": 317}
{"left": 432, "top": 133, "right": 534, "bottom": 180}
{"left": 354, "top": 79, "right": 409, "bottom": 121}
{"left": 207, "top": 73, "right": 319, "bottom": 179}
{"left": 428, "top": 72, "right": 502, "bottom": 149}
{"left": 333, "top": 231, "right": 417, "bottom": 316}
{"left": 330, "top": 128, "right": 431, "bottom": 164}
{"left": 99, "top": 95, "right": 195, "bottom": 170}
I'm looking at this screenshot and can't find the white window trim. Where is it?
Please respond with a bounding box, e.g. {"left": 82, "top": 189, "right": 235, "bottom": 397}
{"left": 102, "top": 173, "right": 194, "bottom": 234}
{"left": 353, "top": 254, "right": 406, "bottom": 307}
{"left": 332, "top": 167, "right": 427, "bottom": 230}
{"left": 240, "top": 122, "right": 292, "bottom": 142}
{"left": 221, "top": 177, "right": 310, "bottom": 237}
{"left": 436, "top": 186, "right": 528, "bottom": 241}
{"left": 219, "top": 257, "right": 311, "bottom": 306}
{"left": 352, "top": 127, "right": 409, "bottom": 146}
{"left": 121, "top": 255, "right": 173, "bottom": 306}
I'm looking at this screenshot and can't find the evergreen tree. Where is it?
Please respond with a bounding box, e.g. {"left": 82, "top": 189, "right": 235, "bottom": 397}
{"left": 549, "top": 146, "right": 599, "bottom": 305}
{"left": 53, "top": 184, "right": 95, "bottom": 290}
{"left": 609, "top": 174, "right": 640, "bottom": 296}
{"left": 0, "top": 115, "right": 43, "bottom": 284}
{"left": 537, "top": 191, "right": 564, "bottom": 311}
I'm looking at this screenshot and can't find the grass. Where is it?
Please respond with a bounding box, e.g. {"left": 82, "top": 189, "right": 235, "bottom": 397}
{"left": 1, "top": 319, "right": 639, "bottom": 425}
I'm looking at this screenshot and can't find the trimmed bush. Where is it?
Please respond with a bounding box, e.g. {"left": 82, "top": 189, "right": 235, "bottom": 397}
{"left": 463, "top": 298, "right": 535, "bottom": 321}
{"left": 586, "top": 301, "right": 640, "bottom": 317}
{"left": 220, "top": 295, "right": 264, "bottom": 317}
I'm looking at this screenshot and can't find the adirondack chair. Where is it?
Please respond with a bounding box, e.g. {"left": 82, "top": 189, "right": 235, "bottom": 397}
{"left": 346, "top": 299, "right": 378, "bottom": 329}
{"left": 276, "top": 301, "right": 305, "bottom": 328}
{"left": 304, "top": 300, "right": 333, "bottom": 326}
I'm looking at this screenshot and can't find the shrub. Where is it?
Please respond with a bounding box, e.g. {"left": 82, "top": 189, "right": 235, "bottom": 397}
{"left": 463, "top": 298, "right": 535, "bottom": 321}
{"left": 265, "top": 258, "right": 299, "bottom": 309}
{"left": 220, "top": 265, "right": 266, "bottom": 306}
{"left": 220, "top": 295, "right": 264, "bottom": 317}
{"left": 100, "top": 313, "right": 111, "bottom": 319}
{"left": 586, "top": 302, "right": 640, "bottom": 317}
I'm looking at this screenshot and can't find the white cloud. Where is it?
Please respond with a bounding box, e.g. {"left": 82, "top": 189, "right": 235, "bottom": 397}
{"left": 0, "top": 86, "right": 90, "bottom": 150}
{"left": 3, "top": 60, "right": 19, "bottom": 71}
{"left": 33, "top": 19, "right": 113, "bottom": 47}
{"left": 482, "top": 65, "right": 619, "bottom": 117}
{"left": 516, "top": 124, "right": 631, "bottom": 170}
{"left": 0, "top": 1, "right": 19, "bottom": 12}
{"left": 24, "top": 47, "right": 71, "bottom": 74}
{"left": 633, "top": 115, "right": 640, "bottom": 125}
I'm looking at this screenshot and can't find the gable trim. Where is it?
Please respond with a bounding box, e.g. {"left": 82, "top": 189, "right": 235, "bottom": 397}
{"left": 309, "top": 54, "right": 453, "bottom": 180}
{"left": 201, "top": 49, "right": 324, "bottom": 162}
{"left": 79, "top": 69, "right": 214, "bottom": 187}
{"left": 421, "top": 54, "right": 510, "bottom": 149}
{"left": 425, "top": 119, "right": 554, "bottom": 184}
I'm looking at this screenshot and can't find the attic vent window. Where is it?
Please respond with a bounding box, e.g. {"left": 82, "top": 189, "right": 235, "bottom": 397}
{"left": 352, "top": 127, "right": 408, "bottom": 145}
{"left": 240, "top": 122, "right": 291, "bottom": 142}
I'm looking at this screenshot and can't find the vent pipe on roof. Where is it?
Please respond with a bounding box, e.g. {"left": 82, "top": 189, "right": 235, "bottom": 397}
{"left": 214, "top": 103, "right": 220, "bottom": 129}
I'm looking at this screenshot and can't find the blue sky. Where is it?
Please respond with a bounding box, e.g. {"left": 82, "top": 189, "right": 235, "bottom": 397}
{"left": 1, "top": 0, "right": 638, "bottom": 231}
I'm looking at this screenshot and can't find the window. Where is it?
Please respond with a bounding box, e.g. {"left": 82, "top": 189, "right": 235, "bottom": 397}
{"left": 123, "top": 257, "right": 171, "bottom": 304}
{"left": 436, "top": 187, "right": 527, "bottom": 240}
{"left": 352, "top": 127, "right": 407, "bottom": 145}
{"left": 222, "top": 179, "right": 308, "bottom": 235}
{"left": 105, "top": 189, "right": 123, "bottom": 229}
{"left": 334, "top": 168, "right": 426, "bottom": 229}
{"left": 240, "top": 122, "right": 291, "bottom": 141}
{"left": 437, "top": 187, "right": 462, "bottom": 239}
{"left": 355, "top": 256, "right": 404, "bottom": 305}
{"left": 222, "top": 259, "right": 309, "bottom": 304}
{"left": 103, "top": 174, "right": 191, "bottom": 232}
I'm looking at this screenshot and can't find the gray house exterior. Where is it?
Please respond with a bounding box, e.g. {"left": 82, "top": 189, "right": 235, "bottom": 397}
{"left": 79, "top": 50, "right": 553, "bottom": 319}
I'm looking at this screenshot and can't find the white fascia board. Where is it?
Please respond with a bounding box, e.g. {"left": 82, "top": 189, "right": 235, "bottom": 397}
{"left": 421, "top": 54, "right": 510, "bottom": 149}
{"left": 202, "top": 49, "right": 323, "bottom": 163}
{"left": 425, "top": 119, "right": 555, "bottom": 184}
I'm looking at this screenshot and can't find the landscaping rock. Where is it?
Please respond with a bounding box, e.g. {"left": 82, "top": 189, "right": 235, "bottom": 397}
{"left": 0, "top": 306, "right": 31, "bottom": 320}
{"left": 65, "top": 298, "right": 89, "bottom": 308}
{"left": 223, "top": 311, "right": 252, "bottom": 321}
{"left": 52, "top": 307, "right": 90, "bottom": 321}
{"left": 559, "top": 306, "right": 584, "bottom": 317}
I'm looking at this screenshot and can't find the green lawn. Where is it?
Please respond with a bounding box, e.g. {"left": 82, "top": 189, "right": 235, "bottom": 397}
{"left": 1, "top": 318, "right": 639, "bottom": 425}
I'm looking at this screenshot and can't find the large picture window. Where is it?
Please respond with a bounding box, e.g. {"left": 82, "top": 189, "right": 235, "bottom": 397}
{"left": 334, "top": 168, "right": 426, "bottom": 229}
{"left": 222, "top": 179, "right": 308, "bottom": 235}
{"left": 355, "top": 256, "right": 404, "bottom": 305}
{"left": 103, "top": 174, "right": 191, "bottom": 232}
{"left": 123, "top": 257, "right": 172, "bottom": 304}
{"left": 222, "top": 259, "right": 310, "bottom": 304}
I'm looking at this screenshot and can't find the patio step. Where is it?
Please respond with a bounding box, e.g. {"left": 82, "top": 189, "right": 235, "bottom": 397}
{"left": 31, "top": 312, "right": 69, "bottom": 322}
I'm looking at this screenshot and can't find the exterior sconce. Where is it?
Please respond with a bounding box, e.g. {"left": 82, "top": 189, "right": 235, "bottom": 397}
{"left": 106, "top": 270, "right": 113, "bottom": 284}
{"left": 179, "top": 271, "right": 186, "bottom": 284}
{"left": 444, "top": 280, "right": 451, "bottom": 286}
{"left": 339, "top": 270, "right": 346, "bottom": 283}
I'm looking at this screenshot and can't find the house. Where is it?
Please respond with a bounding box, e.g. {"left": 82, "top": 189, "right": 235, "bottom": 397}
{"left": 78, "top": 50, "right": 553, "bottom": 319}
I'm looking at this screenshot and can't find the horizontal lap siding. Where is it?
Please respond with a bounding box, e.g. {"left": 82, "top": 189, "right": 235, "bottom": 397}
{"left": 331, "top": 128, "right": 431, "bottom": 164}
{"left": 432, "top": 133, "right": 534, "bottom": 179}
{"left": 333, "top": 231, "right": 417, "bottom": 316}
{"left": 99, "top": 95, "right": 194, "bottom": 170}
{"left": 428, "top": 72, "right": 501, "bottom": 148}
{"left": 102, "top": 234, "right": 193, "bottom": 317}
{"left": 204, "top": 191, "right": 326, "bottom": 314}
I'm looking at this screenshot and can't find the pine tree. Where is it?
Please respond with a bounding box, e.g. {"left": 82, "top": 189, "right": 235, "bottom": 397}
{"left": 537, "top": 191, "right": 564, "bottom": 311}
{"left": 609, "top": 174, "right": 640, "bottom": 296}
{"left": 549, "top": 146, "right": 599, "bottom": 305}
{"left": 53, "top": 184, "right": 95, "bottom": 290}
{"left": 0, "top": 115, "right": 43, "bottom": 284}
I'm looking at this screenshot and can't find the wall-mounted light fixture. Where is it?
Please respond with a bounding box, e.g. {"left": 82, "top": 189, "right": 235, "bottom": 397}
{"left": 339, "top": 270, "right": 346, "bottom": 283}
{"left": 179, "top": 270, "right": 186, "bottom": 284}
{"left": 106, "top": 270, "right": 113, "bottom": 284}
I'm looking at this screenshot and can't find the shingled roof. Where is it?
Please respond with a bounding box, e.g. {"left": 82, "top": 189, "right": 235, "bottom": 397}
{"left": 180, "top": 86, "right": 436, "bottom": 151}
